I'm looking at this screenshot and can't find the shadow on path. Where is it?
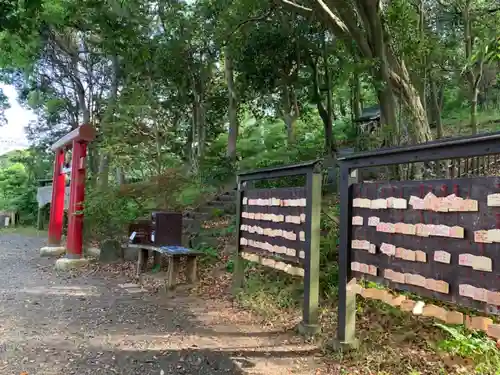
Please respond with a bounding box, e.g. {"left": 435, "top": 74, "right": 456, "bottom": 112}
{"left": 0, "top": 233, "right": 321, "bottom": 375}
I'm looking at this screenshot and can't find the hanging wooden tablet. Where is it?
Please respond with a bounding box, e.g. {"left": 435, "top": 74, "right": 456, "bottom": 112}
{"left": 474, "top": 230, "right": 492, "bottom": 243}
{"left": 487, "top": 324, "right": 500, "bottom": 340}
{"left": 368, "top": 243, "right": 376, "bottom": 254}
{"left": 352, "top": 216, "right": 364, "bottom": 226}
{"left": 459, "top": 253, "right": 474, "bottom": 267}
{"left": 380, "top": 242, "right": 396, "bottom": 256}
{"left": 473, "top": 287, "right": 488, "bottom": 302}
{"left": 487, "top": 193, "right": 500, "bottom": 207}
{"left": 415, "top": 250, "right": 427, "bottom": 262}
{"left": 466, "top": 316, "right": 492, "bottom": 332}
{"left": 368, "top": 216, "right": 380, "bottom": 226}
{"left": 409, "top": 196, "right": 425, "bottom": 210}
{"left": 459, "top": 284, "right": 475, "bottom": 299}
{"left": 487, "top": 229, "right": 500, "bottom": 243}
{"left": 471, "top": 256, "right": 492, "bottom": 272}
{"left": 449, "top": 226, "right": 465, "bottom": 239}
{"left": 487, "top": 290, "right": 500, "bottom": 305}
{"left": 434, "top": 251, "right": 451, "bottom": 264}
{"left": 358, "top": 198, "right": 371, "bottom": 208}
{"left": 371, "top": 198, "right": 388, "bottom": 210}
{"left": 392, "top": 198, "right": 407, "bottom": 209}
{"left": 402, "top": 223, "right": 417, "bottom": 235}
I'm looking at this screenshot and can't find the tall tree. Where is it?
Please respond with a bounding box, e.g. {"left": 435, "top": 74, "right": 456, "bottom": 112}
{"left": 280, "top": 0, "right": 434, "bottom": 145}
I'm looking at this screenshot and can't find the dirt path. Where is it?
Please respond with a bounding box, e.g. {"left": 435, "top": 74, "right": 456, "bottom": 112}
{"left": 0, "top": 233, "right": 322, "bottom": 375}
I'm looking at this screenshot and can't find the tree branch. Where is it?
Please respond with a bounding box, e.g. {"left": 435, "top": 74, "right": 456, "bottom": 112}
{"left": 224, "top": 7, "right": 275, "bottom": 43}
{"left": 281, "top": 0, "right": 312, "bottom": 12}
{"left": 316, "top": 0, "right": 348, "bottom": 33}
{"left": 321, "top": 0, "right": 372, "bottom": 58}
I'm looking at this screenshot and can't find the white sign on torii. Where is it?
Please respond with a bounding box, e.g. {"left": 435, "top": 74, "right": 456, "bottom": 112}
{"left": 36, "top": 185, "right": 71, "bottom": 209}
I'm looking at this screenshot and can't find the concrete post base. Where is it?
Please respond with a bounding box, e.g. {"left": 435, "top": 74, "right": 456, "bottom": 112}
{"left": 55, "top": 257, "right": 89, "bottom": 271}
{"left": 40, "top": 246, "right": 66, "bottom": 257}
{"left": 327, "top": 338, "right": 360, "bottom": 352}
{"left": 297, "top": 321, "right": 321, "bottom": 337}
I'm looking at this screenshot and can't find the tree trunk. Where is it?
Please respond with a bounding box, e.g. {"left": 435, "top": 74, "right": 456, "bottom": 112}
{"left": 87, "top": 142, "right": 99, "bottom": 187}
{"left": 387, "top": 61, "right": 432, "bottom": 144}
{"left": 471, "top": 89, "right": 479, "bottom": 134}
{"left": 97, "top": 154, "right": 109, "bottom": 187}
{"left": 430, "top": 78, "right": 443, "bottom": 138}
{"left": 184, "top": 116, "right": 193, "bottom": 165}
{"left": 281, "top": 85, "right": 298, "bottom": 144}
{"left": 323, "top": 35, "right": 335, "bottom": 154}
{"left": 301, "top": 0, "right": 433, "bottom": 145}
{"left": 155, "top": 121, "right": 162, "bottom": 176}
{"left": 197, "top": 97, "right": 205, "bottom": 160}
{"left": 283, "top": 114, "right": 297, "bottom": 143}
{"left": 416, "top": 0, "right": 427, "bottom": 113}
{"left": 194, "top": 75, "right": 206, "bottom": 162}
{"left": 352, "top": 73, "right": 362, "bottom": 120}
{"left": 462, "top": 1, "right": 483, "bottom": 135}
{"left": 310, "top": 55, "right": 335, "bottom": 154}
{"left": 378, "top": 87, "right": 398, "bottom": 146}
{"left": 191, "top": 100, "right": 198, "bottom": 168}
{"left": 115, "top": 167, "right": 125, "bottom": 185}
{"left": 225, "top": 48, "right": 239, "bottom": 160}
{"left": 97, "top": 55, "right": 119, "bottom": 188}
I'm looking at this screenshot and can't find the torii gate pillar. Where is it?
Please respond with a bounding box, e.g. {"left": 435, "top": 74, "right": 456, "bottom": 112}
{"left": 47, "top": 149, "right": 65, "bottom": 246}
{"left": 40, "top": 124, "right": 95, "bottom": 264}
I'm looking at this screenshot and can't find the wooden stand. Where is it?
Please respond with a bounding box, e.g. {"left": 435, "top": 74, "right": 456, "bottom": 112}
{"left": 130, "top": 244, "right": 201, "bottom": 292}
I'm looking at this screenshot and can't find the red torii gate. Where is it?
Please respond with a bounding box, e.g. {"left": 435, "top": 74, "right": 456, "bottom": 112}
{"left": 42, "top": 124, "right": 95, "bottom": 261}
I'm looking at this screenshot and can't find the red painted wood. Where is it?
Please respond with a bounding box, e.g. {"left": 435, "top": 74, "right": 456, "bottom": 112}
{"left": 48, "top": 150, "right": 66, "bottom": 245}
{"left": 65, "top": 141, "right": 87, "bottom": 257}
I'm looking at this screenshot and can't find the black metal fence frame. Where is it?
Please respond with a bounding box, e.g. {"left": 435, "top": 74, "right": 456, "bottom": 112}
{"left": 335, "top": 131, "right": 500, "bottom": 347}
{"left": 232, "top": 160, "right": 323, "bottom": 334}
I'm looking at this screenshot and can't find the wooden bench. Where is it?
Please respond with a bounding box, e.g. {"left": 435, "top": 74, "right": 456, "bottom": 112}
{"left": 127, "top": 244, "right": 203, "bottom": 290}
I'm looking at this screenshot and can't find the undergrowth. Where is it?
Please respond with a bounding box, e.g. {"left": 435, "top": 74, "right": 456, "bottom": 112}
{"left": 236, "top": 264, "right": 303, "bottom": 319}
{"left": 436, "top": 323, "right": 500, "bottom": 374}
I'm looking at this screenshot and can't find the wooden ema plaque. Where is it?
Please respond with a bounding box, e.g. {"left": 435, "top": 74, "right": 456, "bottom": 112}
{"left": 239, "top": 186, "right": 307, "bottom": 267}
{"left": 350, "top": 177, "right": 500, "bottom": 314}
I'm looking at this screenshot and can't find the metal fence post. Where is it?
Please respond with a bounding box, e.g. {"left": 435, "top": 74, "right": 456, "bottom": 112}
{"left": 298, "top": 167, "right": 322, "bottom": 335}
{"left": 331, "top": 163, "right": 359, "bottom": 350}
{"left": 232, "top": 177, "right": 245, "bottom": 293}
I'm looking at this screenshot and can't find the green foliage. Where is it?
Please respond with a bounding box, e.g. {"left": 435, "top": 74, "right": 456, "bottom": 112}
{"left": 225, "top": 258, "right": 234, "bottom": 273}
{"left": 0, "top": 148, "right": 49, "bottom": 224}
{"left": 195, "top": 244, "right": 219, "bottom": 259}
{"left": 436, "top": 323, "right": 500, "bottom": 374}
{"left": 236, "top": 267, "right": 303, "bottom": 318}
{"left": 193, "top": 243, "right": 221, "bottom": 266}
{"left": 84, "top": 187, "right": 144, "bottom": 241}
{"left": 175, "top": 181, "right": 217, "bottom": 209}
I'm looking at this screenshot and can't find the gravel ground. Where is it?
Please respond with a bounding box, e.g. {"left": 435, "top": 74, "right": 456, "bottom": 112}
{"left": 0, "top": 233, "right": 322, "bottom": 375}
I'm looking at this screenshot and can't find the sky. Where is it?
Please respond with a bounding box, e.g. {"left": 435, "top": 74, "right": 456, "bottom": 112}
{"left": 0, "top": 83, "right": 36, "bottom": 155}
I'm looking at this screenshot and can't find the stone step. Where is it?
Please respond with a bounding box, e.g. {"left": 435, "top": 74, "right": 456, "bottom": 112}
{"left": 183, "top": 218, "right": 201, "bottom": 233}
{"left": 215, "top": 192, "right": 236, "bottom": 202}
{"left": 206, "top": 201, "right": 236, "bottom": 214}
{"left": 183, "top": 211, "right": 210, "bottom": 221}
{"left": 197, "top": 205, "right": 228, "bottom": 216}
{"left": 201, "top": 228, "right": 234, "bottom": 237}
